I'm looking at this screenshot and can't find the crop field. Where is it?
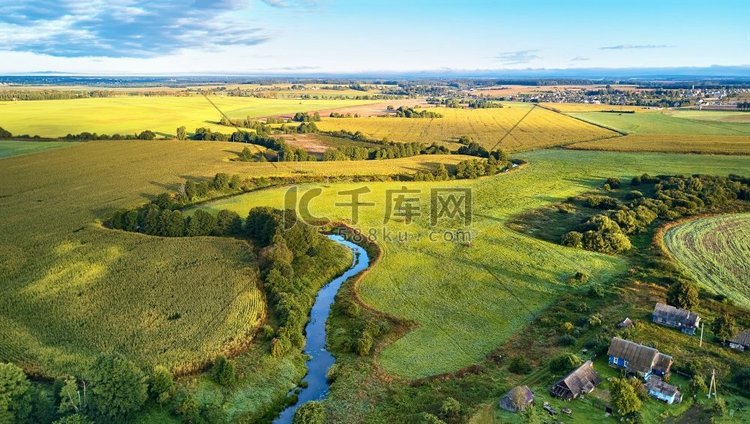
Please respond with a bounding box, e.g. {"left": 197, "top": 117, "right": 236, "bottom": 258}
{"left": 316, "top": 102, "right": 615, "bottom": 151}
{"left": 541, "top": 102, "right": 645, "bottom": 113}
{"left": 0, "top": 96, "right": 375, "bottom": 138}
{"left": 0, "top": 140, "right": 76, "bottom": 158}
{"left": 199, "top": 149, "right": 750, "bottom": 378}
{"left": 567, "top": 134, "right": 750, "bottom": 155}
{"left": 663, "top": 213, "right": 750, "bottom": 308}
{"left": 570, "top": 109, "right": 750, "bottom": 136}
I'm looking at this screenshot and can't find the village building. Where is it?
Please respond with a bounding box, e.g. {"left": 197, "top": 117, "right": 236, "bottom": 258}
{"left": 646, "top": 376, "right": 683, "bottom": 404}
{"left": 730, "top": 330, "right": 750, "bottom": 352}
{"left": 617, "top": 317, "right": 634, "bottom": 329}
{"left": 550, "top": 360, "right": 601, "bottom": 400}
{"left": 499, "top": 385, "right": 534, "bottom": 412}
{"left": 607, "top": 337, "right": 673, "bottom": 378}
{"left": 652, "top": 303, "right": 700, "bottom": 335}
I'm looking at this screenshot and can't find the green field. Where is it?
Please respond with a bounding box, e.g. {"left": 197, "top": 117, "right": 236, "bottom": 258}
{"left": 316, "top": 103, "right": 615, "bottom": 151}
{"left": 199, "top": 149, "right": 750, "bottom": 378}
{"left": 570, "top": 110, "right": 750, "bottom": 136}
{"left": 663, "top": 213, "right": 750, "bottom": 308}
{"left": 0, "top": 139, "right": 476, "bottom": 377}
{"left": 0, "top": 140, "right": 75, "bottom": 158}
{"left": 0, "top": 96, "right": 375, "bottom": 137}
{"left": 669, "top": 110, "right": 750, "bottom": 123}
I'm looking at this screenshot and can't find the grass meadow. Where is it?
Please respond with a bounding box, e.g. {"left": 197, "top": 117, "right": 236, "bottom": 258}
{"left": 0, "top": 95, "right": 375, "bottom": 138}
{"left": 199, "top": 149, "right": 750, "bottom": 378}
{"left": 0, "top": 140, "right": 76, "bottom": 158}
{"left": 663, "top": 213, "right": 750, "bottom": 308}
{"left": 316, "top": 102, "right": 615, "bottom": 151}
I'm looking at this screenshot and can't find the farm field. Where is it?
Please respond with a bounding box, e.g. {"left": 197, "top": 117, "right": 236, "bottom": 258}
{"left": 668, "top": 110, "right": 750, "bottom": 123}
{"left": 0, "top": 96, "right": 376, "bottom": 138}
{"left": 567, "top": 134, "right": 750, "bottom": 155}
{"left": 0, "top": 140, "right": 76, "bottom": 158}
{"left": 199, "top": 149, "right": 750, "bottom": 378}
{"left": 316, "top": 102, "right": 616, "bottom": 151}
{"left": 570, "top": 109, "right": 750, "bottom": 136}
{"left": 541, "top": 102, "right": 645, "bottom": 113}
{"left": 663, "top": 213, "right": 750, "bottom": 308}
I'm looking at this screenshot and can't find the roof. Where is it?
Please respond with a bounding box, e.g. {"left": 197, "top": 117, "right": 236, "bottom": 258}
{"left": 499, "top": 386, "right": 534, "bottom": 412}
{"left": 552, "top": 360, "right": 600, "bottom": 398}
{"left": 731, "top": 330, "right": 750, "bottom": 347}
{"left": 647, "top": 376, "right": 680, "bottom": 398}
{"left": 653, "top": 303, "right": 700, "bottom": 327}
{"left": 607, "top": 338, "right": 662, "bottom": 373}
{"left": 618, "top": 317, "right": 634, "bottom": 328}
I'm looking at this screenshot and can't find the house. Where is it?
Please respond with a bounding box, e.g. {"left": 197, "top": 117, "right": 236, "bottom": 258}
{"left": 607, "top": 337, "right": 673, "bottom": 378}
{"left": 499, "top": 386, "right": 534, "bottom": 412}
{"left": 551, "top": 360, "right": 601, "bottom": 400}
{"left": 646, "top": 376, "right": 683, "bottom": 404}
{"left": 652, "top": 303, "right": 700, "bottom": 335}
{"left": 617, "top": 317, "right": 634, "bottom": 329}
{"left": 730, "top": 330, "right": 750, "bottom": 351}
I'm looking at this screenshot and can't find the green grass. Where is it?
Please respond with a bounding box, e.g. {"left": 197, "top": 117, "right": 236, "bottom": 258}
{"left": 669, "top": 110, "right": 750, "bottom": 124}
{"left": 0, "top": 96, "right": 375, "bottom": 137}
{"left": 570, "top": 110, "right": 750, "bottom": 136}
{"left": 0, "top": 140, "right": 75, "bottom": 158}
{"left": 316, "top": 102, "right": 615, "bottom": 151}
{"left": 198, "top": 149, "right": 750, "bottom": 378}
{"left": 663, "top": 213, "right": 750, "bottom": 308}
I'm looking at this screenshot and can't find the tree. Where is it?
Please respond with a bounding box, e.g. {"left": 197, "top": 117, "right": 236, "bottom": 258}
{"left": 548, "top": 353, "right": 582, "bottom": 373}
{"left": 87, "top": 353, "right": 148, "bottom": 421}
{"left": 186, "top": 209, "right": 216, "bottom": 236}
{"left": 712, "top": 312, "right": 736, "bottom": 344}
{"left": 0, "top": 362, "right": 32, "bottom": 423}
{"left": 211, "top": 173, "right": 230, "bottom": 191}
{"left": 609, "top": 377, "right": 642, "bottom": 416}
{"left": 212, "top": 356, "right": 236, "bottom": 386}
{"left": 440, "top": 397, "right": 461, "bottom": 419}
{"left": 667, "top": 280, "right": 699, "bottom": 310}
{"left": 54, "top": 414, "right": 95, "bottom": 424}
{"left": 215, "top": 209, "right": 243, "bottom": 236}
{"left": 176, "top": 126, "right": 187, "bottom": 140}
{"left": 137, "top": 130, "right": 156, "bottom": 140}
{"left": 293, "top": 401, "right": 325, "bottom": 424}
{"left": 58, "top": 376, "right": 86, "bottom": 415}
{"left": 522, "top": 405, "right": 542, "bottom": 424}
{"left": 149, "top": 366, "right": 174, "bottom": 405}
{"left": 0, "top": 127, "right": 12, "bottom": 138}
{"left": 690, "top": 374, "right": 707, "bottom": 394}
{"left": 561, "top": 231, "right": 583, "bottom": 248}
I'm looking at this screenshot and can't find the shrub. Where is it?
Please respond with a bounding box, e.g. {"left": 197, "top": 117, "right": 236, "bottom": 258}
{"left": 561, "top": 231, "right": 583, "bottom": 248}
{"left": 667, "top": 280, "right": 699, "bottom": 310}
{"left": 558, "top": 334, "right": 576, "bottom": 346}
{"left": 293, "top": 401, "right": 325, "bottom": 424}
{"left": 212, "top": 355, "right": 236, "bottom": 386}
{"left": 508, "top": 356, "right": 532, "bottom": 375}
{"left": 549, "top": 353, "right": 582, "bottom": 373}
{"left": 440, "top": 397, "right": 461, "bottom": 420}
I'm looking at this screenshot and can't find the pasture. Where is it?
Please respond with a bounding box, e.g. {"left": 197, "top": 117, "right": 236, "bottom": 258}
{"left": 568, "top": 134, "right": 750, "bottom": 155}
{"left": 0, "top": 140, "right": 473, "bottom": 377}
{"left": 668, "top": 110, "right": 750, "bottom": 123}
{"left": 199, "top": 149, "right": 750, "bottom": 378}
{"left": 316, "top": 102, "right": 615, "bottom": 151}
{"left": 570, "top": 109, "right": 750, "bottom": 136}
{"left": 663, "top": 213, "right": 750, "bottom": 308}
{"left": 0, "top": 140, "right": 75, "bottom": 158}
{"left": 0, "top": 96, "right": 375, "bottom": 138}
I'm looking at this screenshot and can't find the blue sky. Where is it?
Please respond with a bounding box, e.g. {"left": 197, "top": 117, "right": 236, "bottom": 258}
{"left": 0, "top": 0, "right": 748, "bottom": 74}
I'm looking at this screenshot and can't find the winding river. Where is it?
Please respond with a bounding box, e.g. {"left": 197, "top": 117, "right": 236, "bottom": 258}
{"left": 273, "top": 234, "right": 370, "bottom": 424}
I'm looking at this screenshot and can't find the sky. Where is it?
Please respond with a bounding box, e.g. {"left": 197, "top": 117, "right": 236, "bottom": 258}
{"left": 0, "top": 0, "right": 748, "bottom": 75}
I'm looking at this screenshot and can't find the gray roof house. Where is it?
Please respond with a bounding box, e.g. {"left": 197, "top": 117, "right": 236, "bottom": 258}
{"left": 652, "top": 303, "right": 700, "bottom": 335}
{"left": 499, "top": 386, "right": 534, "bottom": 412}
{"left": 646, "top": 376, "right": 683, "bottom": 404}
{"left": 730, "top": 330, "right": 750, "bottom": 352}
{"left": 607, "top": 337, "right": 673, "bottom": 378}
{"left": 551, "top": 360, "right": 601, "bottom": 400}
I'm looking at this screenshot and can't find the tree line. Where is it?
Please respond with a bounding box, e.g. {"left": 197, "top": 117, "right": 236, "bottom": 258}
{"left": 562, "top": 174, "right": 750, "bottom": 254}
{"left": 737, "top": 102, "right": 750, "bottom": 111}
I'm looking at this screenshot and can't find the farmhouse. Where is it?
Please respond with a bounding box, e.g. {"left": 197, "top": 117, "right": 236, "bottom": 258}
{"left": 730, "top": 330, "right": 750, "bottom": 351}
{"left": 652, "top": 303, "right": 700, "bottom": 335}
{"left": 550, "top": 360, "right": 601, "bottom": 400}
{"left": 607, "top": 337, "right": 673, "bottom": 378}
{"left": 499, "top": 386, "right": 534, "bottom": 412}
{"left": 646, "top": 376, "right": 683, "bottom": 404}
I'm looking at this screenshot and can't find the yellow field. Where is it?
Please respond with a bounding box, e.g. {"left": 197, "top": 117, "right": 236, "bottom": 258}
{"left": 0, "top": 96, "right": 375, "bottom": 138}
{"left": 316, "top": 103, "right": 615, "bottom": 151}
{"left": 567, "top": 134, "right": 750, "bottom": 155}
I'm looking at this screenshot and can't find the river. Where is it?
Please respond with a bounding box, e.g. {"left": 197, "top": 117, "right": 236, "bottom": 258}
{"left": 273, "top": 234, "right": 370, "bottom": 423}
